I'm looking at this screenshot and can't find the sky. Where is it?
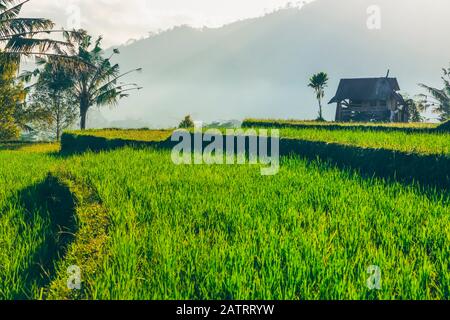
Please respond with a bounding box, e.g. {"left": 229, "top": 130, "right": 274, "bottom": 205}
{"left": 23, "top": 0, "right": 315, "bottom": 46}
{"left": 21, "top": 0, "right": 449, "bottom": 126}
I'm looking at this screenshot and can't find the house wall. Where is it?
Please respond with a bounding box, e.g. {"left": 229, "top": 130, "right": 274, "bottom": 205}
{"left": 336, "top": 100, "right": 408, "bottom": 123}
{"left": 337, "top": 100, "right": 390, "bottom": 122}
{"left": 387, "top": 98, "right": 397, "bottom": 111}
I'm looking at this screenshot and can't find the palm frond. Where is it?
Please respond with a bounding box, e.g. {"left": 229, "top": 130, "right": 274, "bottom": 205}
{"left": 0, "top": 0, "right": 30, "bottom": 22}
{"left": 0, "top": 0, "right": 81, "bottom": 60}
{"left": 419, "top": 81, "right": 450, "bottom": 121}
{"left": 91, "top": 68, "right": 142, "bottom": 97}
{"left": 95, "top": 86, "right": 142, "bottom": 107}
{"left": 419, "top": 83, "right": 449, "bottom": 105}
{"left": 5, "top": 36, "right": 69, "bottom": 53}
{"left": 0, "top": 18, "right": 54, "bottom": 38}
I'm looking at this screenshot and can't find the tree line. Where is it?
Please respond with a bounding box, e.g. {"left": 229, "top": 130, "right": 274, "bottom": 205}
{"left": 0, "top": 0, "right": 141, "bottom": 141}
{"left": 1, "top": 0, "right": 449, "bottom": 141}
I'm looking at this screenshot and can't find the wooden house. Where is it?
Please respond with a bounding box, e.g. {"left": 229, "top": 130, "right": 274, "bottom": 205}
{"left": 328, "top": 76, "right": 408, "bottom": 122}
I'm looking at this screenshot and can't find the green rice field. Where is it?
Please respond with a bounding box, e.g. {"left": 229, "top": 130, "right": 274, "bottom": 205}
{"left": 0, "top": 125, "right": 449, "bottom": 300}
{"left": 279, "top": 128, "right": 449, "bottom": 155}
{"left": 243, "top": 119, "right": 440, "bottom": 130}
{"left": 67, "top": 126, "right": 450, "bottom": 156}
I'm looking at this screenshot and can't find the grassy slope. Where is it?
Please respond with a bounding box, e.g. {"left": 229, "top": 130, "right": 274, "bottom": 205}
{"left": 69, "top": 127, "right": 450, "bottom": 156}
{"left": 1, "top": 134, "right": 449, "bottom": 300}
{"left": 64, "top": 148, "right": 449, "bottom": 300}
{"left": 0, "top": 144, "right": 59, "bottom": 299}
{"left": 279, "top": 128, "right": 450, "bottom": 155}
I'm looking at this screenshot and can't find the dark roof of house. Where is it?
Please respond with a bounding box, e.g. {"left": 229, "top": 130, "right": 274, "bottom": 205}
{"left": 328, "top": 77, "right": 402, "bottom": 104}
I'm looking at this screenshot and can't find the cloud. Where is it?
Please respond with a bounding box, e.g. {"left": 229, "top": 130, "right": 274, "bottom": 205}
{"left": 22, "top": 0, "right": 313, "bottom": 46}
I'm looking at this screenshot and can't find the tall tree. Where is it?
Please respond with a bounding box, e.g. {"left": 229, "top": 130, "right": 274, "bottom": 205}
{"left": 24, "top": 58, "right": 78, "bottom": 140}
{"left": 1, "top": 53, "right": 56, "bottom": 140}
{"left": 0, "top": 55, "right": 23, "bottom": 140}
{"left": 419, "top": 66, "right": 450, "bottom": 122}
{"left": 308, "top": 72, "right": 329, "bottom": 121}
{"left": 63, "top": 32, "right": 142, "bottom": 130}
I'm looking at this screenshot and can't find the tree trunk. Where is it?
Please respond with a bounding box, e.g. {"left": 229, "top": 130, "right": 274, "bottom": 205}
{"left": 80, "top": 110, "right": 87, "bottom": 130}
{"left": 56, "top": 124, "right": 60, "bottom": 142}
{"left": 318, "top": 99, "right": 323, "bottom": 120}
{"left": 80, "top": 98, "right": 89, "bottom": 130}
{"left": 55, "top": 96, "right": 60, "bottom": 141}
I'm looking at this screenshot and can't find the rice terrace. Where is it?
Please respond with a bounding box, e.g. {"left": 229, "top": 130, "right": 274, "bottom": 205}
{"left": 0, "top": 0, "right": 450, "bottom": 307}
{"left": 1, "top": 121, "right": 449, "bottom": 300}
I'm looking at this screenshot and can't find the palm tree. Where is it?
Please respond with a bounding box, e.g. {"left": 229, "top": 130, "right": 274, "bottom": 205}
{"left": 419, "top": 67, "right": 450, "bottom": 122}
{"left": 401, "top": 93, "right": 428, "bottom": 122}
{"left": 63, "top": 32, "right": 142, "bottom": 130}
{"left": 21, "top": 32, "right": 142, "bottom": 130}
{"left": 308, "top": 72, "right": 329, "bottom": 121}
{"left": 0, "top": 0, "right": 82, "bottom": 62}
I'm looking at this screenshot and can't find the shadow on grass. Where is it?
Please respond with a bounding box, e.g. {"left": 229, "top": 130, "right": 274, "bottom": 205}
{"left": 12, "top": 175, "right": 77, "bottom": 299}
{"left": 59, "top": 132, "right": 450, "bottom": 193}
{"left": 280, "top": 139, "right": 450, "bottom": 193}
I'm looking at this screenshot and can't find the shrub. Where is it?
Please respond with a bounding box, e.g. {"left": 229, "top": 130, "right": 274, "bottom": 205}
{"left": 178, "top": 115, "right": 195, "bottom": 129}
